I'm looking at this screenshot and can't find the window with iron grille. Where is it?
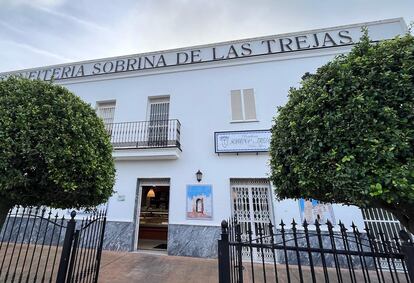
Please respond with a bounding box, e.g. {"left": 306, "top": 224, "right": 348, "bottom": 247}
{"left": 96, "top": 101, "right": 116, "bottom": 125}
{"left": 361, "top": 208, "right": 410, "bottom": 270}
{"left": 230, "top": 178, "right": 274, "bottom": 262}
{"left": 361, "top": 208, "right": 406, "bottom": 240}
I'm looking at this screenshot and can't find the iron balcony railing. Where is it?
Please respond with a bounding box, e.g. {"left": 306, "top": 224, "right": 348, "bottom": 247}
{"left": 105, "top": 119, "right": 181, "bottom": 150}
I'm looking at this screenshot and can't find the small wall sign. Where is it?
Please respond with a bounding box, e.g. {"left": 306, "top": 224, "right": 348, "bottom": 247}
{"left": 214, "top": 130, "right": 271, "bottom": 153}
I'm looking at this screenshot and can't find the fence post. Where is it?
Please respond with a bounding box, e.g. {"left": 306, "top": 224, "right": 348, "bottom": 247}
{"left": 400, "top": 230, "right": 414, "bottom": 282}
{"left": 94, "top": 213, "right": 107, "bottom": 283}
{"left": 65, "top": 230, "right": 80, "bottom": 283}
{"left": 56, "top": 211, "right": 77, "bottom": 283}
{"left": 218, "top": 220, "right": 231, "bottom": 283}
{"left": 235, "top": 223, "right": 244, "bottom": 283}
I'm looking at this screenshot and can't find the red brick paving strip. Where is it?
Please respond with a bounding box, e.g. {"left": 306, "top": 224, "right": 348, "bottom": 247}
{"left": 98, "top": 251, "right": 402, "bottom": 283}
{"left": 98, "top": 251, "right": 218, "bottom": 283}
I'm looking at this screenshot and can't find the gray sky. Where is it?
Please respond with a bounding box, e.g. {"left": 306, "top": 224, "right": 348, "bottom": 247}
{"left": 0, "top": 0, "right": 413, "bottom": 72}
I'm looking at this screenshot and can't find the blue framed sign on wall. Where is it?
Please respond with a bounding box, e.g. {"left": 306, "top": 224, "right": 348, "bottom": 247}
{"left": 214, "top": 130, "right": 271, "bottom": 153}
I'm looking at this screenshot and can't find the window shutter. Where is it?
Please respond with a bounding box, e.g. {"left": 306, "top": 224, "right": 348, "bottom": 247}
{"left": 231, "top": 90, "right": 243, "bottom": 120}
{"left": 243, "top": 89, "right": 256, "bottom": 120}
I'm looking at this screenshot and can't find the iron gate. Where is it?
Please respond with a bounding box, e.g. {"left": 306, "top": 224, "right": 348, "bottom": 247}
{"left": 0, "top": 206, "right": 107, "bottom": 283}
{"left": 218, "top": 218, "right": 414, "bottom": 283}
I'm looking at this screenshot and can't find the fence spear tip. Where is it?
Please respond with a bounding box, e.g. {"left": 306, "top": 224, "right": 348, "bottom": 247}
{"left": 221, "top": 220, "right": 228, "bottom": 229}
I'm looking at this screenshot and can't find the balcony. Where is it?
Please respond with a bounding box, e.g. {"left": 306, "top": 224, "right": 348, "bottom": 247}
{"left": 106, "top": 119, "right": 181, "bottom": 160}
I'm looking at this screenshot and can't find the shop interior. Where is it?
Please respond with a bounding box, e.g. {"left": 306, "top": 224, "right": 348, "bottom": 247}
{"left": 137, "top": 186, "right": 169, "bottom": 251}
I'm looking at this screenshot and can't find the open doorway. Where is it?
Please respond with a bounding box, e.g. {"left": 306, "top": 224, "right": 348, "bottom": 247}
{"left": 137, "top": 185, "right": 169, "bottom": 251}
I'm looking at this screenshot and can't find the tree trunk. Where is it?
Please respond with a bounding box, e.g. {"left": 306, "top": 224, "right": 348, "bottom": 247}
{"left": 0, "top": 199, "right": 13, "bottom": 232}
{"left": 389, "top": 210, "right": 414, "bottom": 235}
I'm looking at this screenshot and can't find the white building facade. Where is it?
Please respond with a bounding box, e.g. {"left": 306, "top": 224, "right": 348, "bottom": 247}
{"left": 0, "top": 18, "right": 408, "bottom": 258}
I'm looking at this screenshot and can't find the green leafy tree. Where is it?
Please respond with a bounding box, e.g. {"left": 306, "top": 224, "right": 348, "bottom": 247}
{"left": 0, "top": 77, "right": 115, "bottom": 228}
{"left": 270, "top": 32, "right": 414, "bottom": 233}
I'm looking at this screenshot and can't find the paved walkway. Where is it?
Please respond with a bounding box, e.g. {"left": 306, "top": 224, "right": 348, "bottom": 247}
{"left": 98, "top": 251, "right": 398, "bottom": 283}
{"left": 98, "top": 251, "right": 218, "bottom": 283}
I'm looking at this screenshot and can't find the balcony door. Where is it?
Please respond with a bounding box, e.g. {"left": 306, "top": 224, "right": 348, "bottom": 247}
{"left": 148, "top": 97, "right": 169, "bottom": 147}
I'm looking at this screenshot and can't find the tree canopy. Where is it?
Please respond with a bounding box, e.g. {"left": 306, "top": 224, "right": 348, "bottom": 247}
{"left": 0, "top": 77, "right": 115, "bottom": 213}
{"left": 270, "top": 31, "right": 414, "bottom": 233}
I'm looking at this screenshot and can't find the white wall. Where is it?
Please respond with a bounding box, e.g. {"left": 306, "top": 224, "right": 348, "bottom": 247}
{"left": 44, "top": 18, "right": 406, "bottom": 231}
{"left": 59, "top": 49, "right": 359, "bottom": 228}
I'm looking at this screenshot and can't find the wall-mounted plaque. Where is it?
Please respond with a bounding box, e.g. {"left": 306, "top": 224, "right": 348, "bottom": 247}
{"left": 214, "top": 130, "right": 271, "bottom": 153}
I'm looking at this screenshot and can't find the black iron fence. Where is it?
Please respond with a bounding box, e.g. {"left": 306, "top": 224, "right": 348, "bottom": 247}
{"left": 106, "top": 119, "right": 181, "bottom": 149}
{"left": 218, "top": 218, "right": 414, "bottom": 283}
{"left": 0, "top": 206, "right": 107, "bottom": 283}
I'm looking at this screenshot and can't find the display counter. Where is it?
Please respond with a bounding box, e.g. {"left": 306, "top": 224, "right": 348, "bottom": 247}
{"left": 139, "top": 210, "right": 168, "bottom": 240}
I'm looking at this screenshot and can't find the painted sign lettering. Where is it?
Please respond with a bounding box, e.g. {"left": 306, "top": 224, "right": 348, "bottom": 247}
{"left": 0, "top": 30, "right": 354, "bottom": 81}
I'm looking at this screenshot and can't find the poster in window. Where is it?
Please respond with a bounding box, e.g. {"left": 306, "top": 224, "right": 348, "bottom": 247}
{"left": 186, "top": 185, "right": 213, "bottom": 219}
{"left": 299, "top": 199, "right": 335, "bottom": 225}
